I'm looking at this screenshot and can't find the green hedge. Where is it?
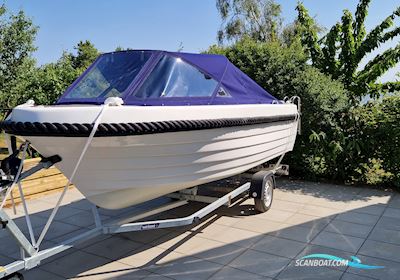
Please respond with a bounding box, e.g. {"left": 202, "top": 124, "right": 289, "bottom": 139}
{"left": 350, "top": 96, "right": 400, "bottom": 186}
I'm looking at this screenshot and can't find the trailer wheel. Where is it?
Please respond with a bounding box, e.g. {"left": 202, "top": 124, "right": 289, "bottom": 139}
{"left": 254, "top": 176, "right": 274, "bottom": 213}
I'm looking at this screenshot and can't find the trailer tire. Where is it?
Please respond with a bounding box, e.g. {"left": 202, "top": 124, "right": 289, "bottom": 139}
{"left": 254, "top": 176, "right": 274, "bottom": 213}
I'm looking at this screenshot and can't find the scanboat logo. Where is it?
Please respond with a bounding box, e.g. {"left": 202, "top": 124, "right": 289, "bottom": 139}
{"left": 295, "top": 254, "right": 384, "bottom": 270}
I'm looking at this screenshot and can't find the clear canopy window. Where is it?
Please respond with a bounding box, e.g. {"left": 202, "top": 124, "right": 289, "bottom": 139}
{"left": 64, "top": 51, "right": 152, "bottom": 99}
{"left": 133, "top": 55, "right": 218, "bottom": 99}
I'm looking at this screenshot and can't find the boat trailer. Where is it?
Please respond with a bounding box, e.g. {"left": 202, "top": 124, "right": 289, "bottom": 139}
{"left": 0, "top": 141, "right": 285, "bottom": 280}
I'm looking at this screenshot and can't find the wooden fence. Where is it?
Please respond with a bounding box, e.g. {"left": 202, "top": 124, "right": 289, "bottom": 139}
{"left": 3, "top": 158, "right": 71, "bottom": 207}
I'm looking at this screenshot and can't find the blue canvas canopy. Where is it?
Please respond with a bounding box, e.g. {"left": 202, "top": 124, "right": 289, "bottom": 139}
{"left": 57, "top": 50, "right": 278, "bottom": 106}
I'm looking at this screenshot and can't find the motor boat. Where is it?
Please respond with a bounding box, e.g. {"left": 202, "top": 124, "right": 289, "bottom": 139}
{"left": 0, "top": 50, "right": 299, "bottom": 209}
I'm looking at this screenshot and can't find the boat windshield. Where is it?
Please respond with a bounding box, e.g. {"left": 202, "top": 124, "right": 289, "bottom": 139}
{"left": 64, "top": 51, "right": 152, "bottom": 99}
{"left": 133, "top": 55, "right": 218, "bottom": 99}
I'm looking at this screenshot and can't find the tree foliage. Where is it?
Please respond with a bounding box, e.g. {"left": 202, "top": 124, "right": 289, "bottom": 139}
{"left": 68, "top": 40, "right": 99, "bottom": 72}
{"left": 0, "top": 5, "right": 100, "bottom": 108}
{"left": 296, "top": 0, "right": 400, "bottom": 100}
{"left": 216, "top": 0, "right": 282, "bottom": 43}
{"left": 0, "top": 5, "right": 37, "bottom": 108}
{"left": 351, "top": 96, "right": 400, "bottom": 186}
{"left": 0, "top": 39, "right": 99, "bottom": 107}
{"left": 23, "top": 41, "right": 100, "bottom": 106}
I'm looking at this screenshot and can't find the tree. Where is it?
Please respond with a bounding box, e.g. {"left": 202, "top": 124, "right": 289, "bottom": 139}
{"left": 296, "top": 0, "right": 400, "bottom": 101}
{"left": 18, "top": 53, "right": 78, "bottom": 106}
{"left": 68, "top": 40, "right": 99, "bottom": 72}
{"left": 11, "top": 40, "right": 100, "bottom": 107}
{"left": 216, "top": 0, "right": 282, "bottom": 43}
{"left": 0, "top": 5, "right": 38, "bottom": 108}
{"left": 22, "top": 41, "right": 100, "bottom": 106}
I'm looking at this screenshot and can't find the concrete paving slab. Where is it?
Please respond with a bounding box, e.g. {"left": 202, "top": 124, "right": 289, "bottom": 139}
{"left": 41, "top": 220, "right": 82, "bottom": 241}
{"left": 251, "top": 208, "right": 295, "bottom": 222}
{"left": 374, "top": 216, "right": 400, "bottom": 231}
{"left": 141, "top": 273, "right": 175, "bottom": 280}
{"left": 61, "top": 210, "right": 110, "bottom": 228}
{"left": 335, "top": 212, "right": 380, "bottom": 226}
{"left": 21, "top": 198, "right": 57, "bottom": 214}
{"left": 82, "top": 235, "right": 145, "bottom": 260}
{"left": 285, "top": 213, "right": 332, "bottom": 229}
{"left": 311, "top": 231, "right": 365, "bottom": 253}
{"left": 213, "top": 214, "right": 243, "bottom": 227}
{"left": 153, "top": 253, "right": 223, "bottom": 280}
{"left": 368, "top": 227, "right": 400, "bottom": 245}
{"left": 209, "top": 266, "right": 270, "bottom": 280}
{"left": 382, "top": 207, "right": 400, "bottom": 219}
{"left": 205, "top": 224, "right": 264, "bottom": 248}
{"left": 185, "top": 240, "right": 246, "bottom": 266}
{"left": 153, "top": 234, "right": 245, "bottom": 266}
{"left": 251, "top": 235, "right": 307, "bottom": 258}
{"left": 69, "top": 261, "right": 149, "bottom": 280}
{"left": 0, "top": 234, "right": 27, "bottom": 256}
{"left": 0, "top": 254, "right": 15, "bottom": 265}
{"left": 67, "top": 199, "right": 94, "bottom": 211}
{"left": 358, "top": 239, "right": 400, "bottom": 262}
{"left": 23, "top": 268, "right": 65, "bottom": 280}
{"left": 274, "top": 191, "right": 315, "bottom": 204}
{"left": 272, "top": 224, "right": 322, "bottom": 243}
{"left": 118, "top": 245, "right": 181, "bottom": 271}
{"left": 341, "top": 272, "right": 377, "bottom": 280}
{"left": 272, "top": 199, "right": 305, "bottom": 212}
{"left": 308, "top": 198, "right": 353, "bottom": 211}
{"left": 351, "top": 204, "right": 386, "bottom": 216}
{"left": 36, "top": 205, "right": 85, "bottom": 221}
{"left": 228, "top": 248, "right": 291, "bottom": 278}
{"left": 297, "top": 204, "right": 342, "bottom": 217}
{"left": 324, "top": 220, "right": 373, "bottom": 239}
{"left": 50, "top": 228, "right": 111, "bottom": 250}
{"left": 388, "top": 195, "right": 400, "bottom": 209}
{"left": 40, "top": 250, "right": 116, "bottom": 279}
{"left": 232, "top": 216, "right": 290, "bottom": 234}
{"left": 346, "top": 254, "right": 398, "bottom": 280}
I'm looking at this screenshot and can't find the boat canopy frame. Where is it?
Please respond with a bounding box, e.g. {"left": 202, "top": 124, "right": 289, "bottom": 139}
{"left": 56, "top": 50, "right": 279, "bottom": 106}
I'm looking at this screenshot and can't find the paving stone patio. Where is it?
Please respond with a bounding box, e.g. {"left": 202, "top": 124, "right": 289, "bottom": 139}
{"left": 1, "top": 177, "right": 400, "bottom": 280}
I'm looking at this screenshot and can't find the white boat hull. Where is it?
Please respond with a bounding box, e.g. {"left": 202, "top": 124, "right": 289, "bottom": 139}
{"left": 8, "top": 104, "right": 298, "bottom": 209}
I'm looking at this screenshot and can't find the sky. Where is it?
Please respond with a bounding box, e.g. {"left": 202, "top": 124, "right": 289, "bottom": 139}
{"left": 4, "top": 0, "right": 399, "bottom": 82}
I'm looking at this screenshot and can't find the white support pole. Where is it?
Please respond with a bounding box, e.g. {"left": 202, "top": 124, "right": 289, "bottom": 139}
{"left": 17, "top": 182, "right": 36, "bottom": 246}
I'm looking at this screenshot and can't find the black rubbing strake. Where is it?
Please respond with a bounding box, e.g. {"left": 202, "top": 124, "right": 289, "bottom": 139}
{"left": 0, "top": 114, "right": 297, "bottom": 137}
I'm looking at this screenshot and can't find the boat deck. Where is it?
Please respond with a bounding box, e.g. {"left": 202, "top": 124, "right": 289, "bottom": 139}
{"left": 1, "top": 178, "right": 399, "bottom": 280}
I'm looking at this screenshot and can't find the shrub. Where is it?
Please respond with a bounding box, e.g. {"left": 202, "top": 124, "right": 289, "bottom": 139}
{"left": 351, "top": 96, "right": 400, "bottom": 187}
